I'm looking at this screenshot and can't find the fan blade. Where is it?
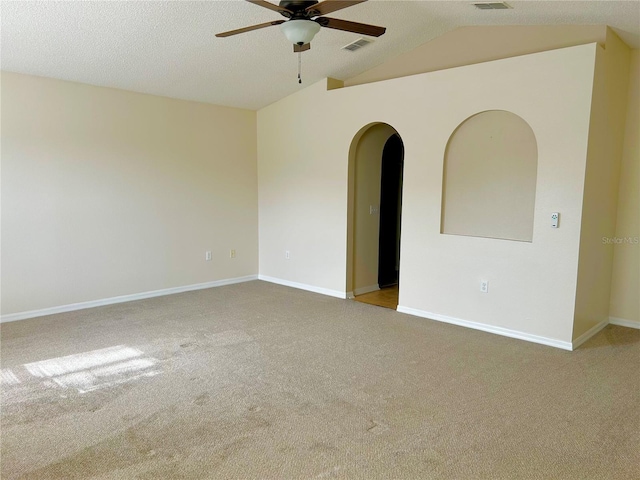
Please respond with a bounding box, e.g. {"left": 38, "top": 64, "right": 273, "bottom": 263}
{"left": 294, "top": 43, "right": 311, "bottom": 52}
{"left": 305, "top": 1, "right": 367, "bottom": 17}
{"left": 247, "top": 0, "right": 293, "bottom": 17}
{"left": 216, "top": 20, "right": 285, "bottom": 38}
{"left": 315, "top": 17, "right": 385, "bottom": 37}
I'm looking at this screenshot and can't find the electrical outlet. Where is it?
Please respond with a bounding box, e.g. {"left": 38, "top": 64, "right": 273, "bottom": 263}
{"left": 205, "top": 251, "right": 212, "bottom": 261}
{"left": 285, "top": 250, "right": 290, "bottom": 260}
{"left": 480, "top": 280, "right": 488, "bottom": 293}
{"left": 230, "top": 249, "right": 236, "bottom": 259}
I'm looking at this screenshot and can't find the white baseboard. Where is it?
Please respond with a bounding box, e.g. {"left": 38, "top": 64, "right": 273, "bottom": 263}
{"left": 572, "top": 317, "right": 609, "bottom": 350}
{"left": 396, "top": 305, "right": 573, "bottom": 351}
{"left": 353, "top": 284, "right": 379, "bottom": 296}
{"left": 609, "top": 316, "right": 640, "bottom": 329}
{"left": 258, "top": 275, "right": 346, "bottom": 299}
{"left": 0, "top": 275, "right": 259, "bottom": 323}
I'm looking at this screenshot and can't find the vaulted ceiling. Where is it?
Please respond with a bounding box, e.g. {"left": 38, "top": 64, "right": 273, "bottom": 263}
{"left": 2, "top": 1, "right": 639, "bottom": 110}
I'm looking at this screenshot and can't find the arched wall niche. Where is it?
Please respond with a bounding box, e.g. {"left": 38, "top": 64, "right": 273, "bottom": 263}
{"left": 441, "top": 110, "right": 538, "bottom": 242}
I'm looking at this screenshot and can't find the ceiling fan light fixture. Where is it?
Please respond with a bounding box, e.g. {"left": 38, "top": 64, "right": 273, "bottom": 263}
{"left": 280, "top": 19, "right": 321, "bottom": 45}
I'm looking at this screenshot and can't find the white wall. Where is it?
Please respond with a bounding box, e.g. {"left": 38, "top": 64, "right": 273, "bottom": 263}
{"left": 257, "top": 79, "right": 350, "bottom": 297}
{"left": 573, "top": 31, "right": 631, "bottom": 339}
{"left": 609, "top": 49, "right": 640, "bottom": 327}
{"left": 346, "top": 25, "right": 605, "bottom": 87}
{"left": 258, "top": 45, "right": 597, "bottom": 344}
{"left": 1, "top": 73, "right": 258, "bottom": 316}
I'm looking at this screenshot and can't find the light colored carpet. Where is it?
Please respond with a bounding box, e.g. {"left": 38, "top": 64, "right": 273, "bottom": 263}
{"left": 1, "top": 280, "right": 638, "bottom": 479}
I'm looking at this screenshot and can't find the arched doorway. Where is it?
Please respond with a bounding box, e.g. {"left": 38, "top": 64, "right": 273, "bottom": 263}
{"left": 347, "top": 123, "right": 404, "bottom": 309}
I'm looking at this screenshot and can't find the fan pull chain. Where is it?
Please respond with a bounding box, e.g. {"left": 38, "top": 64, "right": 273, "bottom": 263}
{"left": 298, "top": 51, "right": 302, "bottom": 84}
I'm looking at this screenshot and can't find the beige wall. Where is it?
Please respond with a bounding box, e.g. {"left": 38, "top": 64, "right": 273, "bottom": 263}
{"left": 345, "top": 25, "right": 606, "bottom": 87}
{"left": 609, "top": 49, "right": 640, "bottom": 326}
{"left": 442, "top": 110, "right": 538, "bottom": 242}
{"left": 350, "top": 123, "right": 396, "bottom": 293}
{"left": 573, "top": 31, "right": 631, "bottom": 339}
{"left": 1, "top": 72, "right": 258, "bottom": 316}
{"left": 258, "top": 44, "right": 597, "bottom": 344}
{"left": 257, "top": 80, "right": 347, "bottom": 293}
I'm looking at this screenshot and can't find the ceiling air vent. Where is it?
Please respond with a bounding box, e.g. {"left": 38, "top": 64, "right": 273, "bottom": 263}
{"left": 342, "top": 38, "right": 373, "bottom": 52}
{"left": 473, "top": 2, "right": 512, "bottom": 9}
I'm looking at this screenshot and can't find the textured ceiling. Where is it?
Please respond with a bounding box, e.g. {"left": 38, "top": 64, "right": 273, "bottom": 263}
{"left": 2, "top": 1, "right": 639, "bottom": 110}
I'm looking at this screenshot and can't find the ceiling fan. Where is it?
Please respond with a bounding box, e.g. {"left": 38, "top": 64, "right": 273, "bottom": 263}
{"left": 216, "top": 0, "right": 386, "bottom": 53}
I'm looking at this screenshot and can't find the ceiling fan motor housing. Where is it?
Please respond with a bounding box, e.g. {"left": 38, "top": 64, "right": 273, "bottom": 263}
{"left": 279, "top": 0, "right": 321, "bottom": 18}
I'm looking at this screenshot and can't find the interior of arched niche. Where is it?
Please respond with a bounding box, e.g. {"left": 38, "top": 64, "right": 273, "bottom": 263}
{"left": 441, "top": 110, "right": 538, "bottom": 242}
{"left": 346, "top": 122, "right": 401, "bottom": 295}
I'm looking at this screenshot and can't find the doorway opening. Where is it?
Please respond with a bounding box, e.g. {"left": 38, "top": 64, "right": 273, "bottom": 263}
{"left": 347, "top": 124, "right": 404, "bottom": 309}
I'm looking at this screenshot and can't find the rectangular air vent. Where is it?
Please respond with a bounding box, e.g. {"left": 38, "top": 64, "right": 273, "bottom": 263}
{"left": 473, "top": 2, "right": 512, "bottom": 9}
{"left": 342, "top": 38, "right": 373, "bottom": 52}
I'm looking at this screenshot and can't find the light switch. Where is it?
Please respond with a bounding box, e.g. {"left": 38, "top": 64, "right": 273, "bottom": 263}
{"left": 551, "top": 212, "right": 559, "bottom": 228}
